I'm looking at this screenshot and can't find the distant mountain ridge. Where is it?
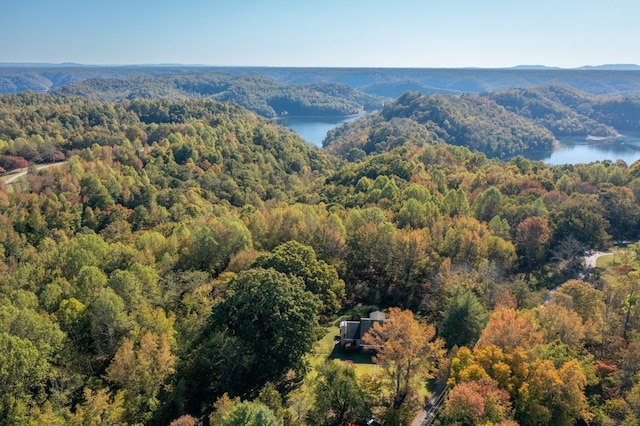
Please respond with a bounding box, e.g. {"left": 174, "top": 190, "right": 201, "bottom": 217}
{"left": 509, "top": 64, "right": 640, "bottom": 71}
{"left": 2, "top": 62, "right": 638, "bottom": 69}
{"left": 3, "top": 65, "right": 640, "bottom": 99}
{"left": 47, "top": 73, "right": 385, "bottom": 118}
{"left": 576, "top": 64, "right": 640, "bottom": 70}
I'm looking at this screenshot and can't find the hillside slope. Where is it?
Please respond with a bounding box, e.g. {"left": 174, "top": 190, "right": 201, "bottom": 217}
{"left": 49, "top": 73, "right": 386, "bottom": 118}
{"left": 324, "top": 92, "right": 556, "bottom": 159}
{"left": 486, "top": 84, "right": 640, "bottom": 136}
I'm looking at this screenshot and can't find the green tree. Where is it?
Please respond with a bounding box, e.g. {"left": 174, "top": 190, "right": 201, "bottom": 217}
{"left": 472, "top": 187, "right": 503, "bottom": 223}
{"left": 254, "top": 240, "right": 345, "bottom": 316}
{"left": 598, "top": 185, "right": 639, "bottom": 241}
{"left": 0, "top": 300, "right": 66, "bottom": 359}
{"left": 179, "top": 217, "right": 252, "bottom": 275}
{"left": 75, "top": 265, "right": 107, "bottom": 304}
{"left": 88, "top": 287, "right": 132, "bottom": 357}
{"left": 439, "top": 285, "right": 488, "bottom": 349}
{"left": 0, "top": 332, "right": 51, "bottom": 423}
{"left": 57, "top": 297, "right": 88, "bottom": 345}
{"left": 218, "top": 400, "right": 282, "bottom": 426}
{"left": 306, "top": 361, "right": 371, "bottom": 426}
{"left": 211, "top": 268, "right": 321, "bottom": 395}
{"left": 443, "top": 188, "right": 471, "bottom": 217}
{"left": 80, "top": 174, "right": 115, "bottom": 210}
{"left": 257, "top": 382, "right": 293, "bottom": 425}
{"left": 551, "top": 194, "right": 610, "bottom": 249}
{"left": 488, "top": 215, "right": 511, "bottom": 239}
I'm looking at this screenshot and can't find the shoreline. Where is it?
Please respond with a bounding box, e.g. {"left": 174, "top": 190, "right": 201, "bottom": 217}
{"left": 586, "top": 133, "right": 621, "bottom": 141}
{"left": 273, "top": 112, "right": 365, "bottom": 121}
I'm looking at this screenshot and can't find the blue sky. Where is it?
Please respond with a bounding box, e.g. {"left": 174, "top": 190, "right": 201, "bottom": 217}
{"left": 2, "top": 0, "right": 638, "bottom": 68}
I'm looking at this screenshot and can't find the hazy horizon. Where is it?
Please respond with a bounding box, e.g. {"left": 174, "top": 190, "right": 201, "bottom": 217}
{"left": 3, "top": 0, "right": 639, "bottom": 69}
{"left": 2, "top": 62, "right": 639, "bottom": 70}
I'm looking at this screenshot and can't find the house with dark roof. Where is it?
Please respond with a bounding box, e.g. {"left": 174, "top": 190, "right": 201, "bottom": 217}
{"left": 339, "top": 311, "right": 386, "bottom": 349}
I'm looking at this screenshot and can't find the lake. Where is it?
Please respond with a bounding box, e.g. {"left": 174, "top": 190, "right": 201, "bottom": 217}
{"left": 277, "top": 115, "right": 361, "bottom": 147}
{"left": 533, "top": 132, "right": 640, "bottom": 166}
{"left": 279, "top": 116, "right": 640, "bottom": 166}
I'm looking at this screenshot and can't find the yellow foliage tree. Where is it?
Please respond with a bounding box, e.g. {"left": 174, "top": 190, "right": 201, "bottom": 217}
{"left": 362, "top": 307, "right": 446, "bottom": 408}
{"left": 106, "top": 331, "right": 175, "bottom": 423}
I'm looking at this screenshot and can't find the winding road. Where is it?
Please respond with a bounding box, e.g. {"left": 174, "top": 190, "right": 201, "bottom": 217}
{"left": 584, "top": 251, "right": 612, "bottom": 268}
{"left": 4, "top": 162, "right": 67, "bottom": 184}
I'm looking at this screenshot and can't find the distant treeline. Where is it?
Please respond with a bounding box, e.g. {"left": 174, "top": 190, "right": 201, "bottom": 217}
{"left": 3, "top": 65, "right": 640, "bottom": 98}
{"left": 48, "top": 73, "right": 385, "bottom": 118}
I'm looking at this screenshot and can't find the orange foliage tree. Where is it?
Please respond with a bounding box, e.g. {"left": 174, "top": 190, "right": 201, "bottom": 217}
{"left": 362, "top": 307, "right": 446, "bottom": 408}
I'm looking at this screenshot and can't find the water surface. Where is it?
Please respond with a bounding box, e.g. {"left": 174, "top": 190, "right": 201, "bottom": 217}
{"left": 533, "top": 132, "right": 640, "bottom": 165}
{"left": 279, "top": 115, "right": 640, "bottom": 166}
{"left": 277, "top": 115, "right": 361, "bottom": 147}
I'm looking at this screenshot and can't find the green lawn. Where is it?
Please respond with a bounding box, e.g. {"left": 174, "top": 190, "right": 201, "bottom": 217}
{"left": 596, "top": 249, "right": 635, "bottom": 268}
{"left": 307, "top": 322, "right": 377, "bottom": 377}
{"left": 303, "top": 321, "right": 429, "bottom": 402}
{"left": 596, "top": 253, "right": 615, "bottom": 268}
{"left": 592, "top": 246, "right": 640, "bottom": 294}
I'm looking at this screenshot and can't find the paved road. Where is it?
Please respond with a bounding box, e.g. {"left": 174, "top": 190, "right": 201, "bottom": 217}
{"left": 4, "top": 162, "right": 66, "bottom": 184}
{"left": 584, "top": 250, "right": 614, "bottom": 268}
{"left": 410, "top": 382, "right": 448, "bottom": 426}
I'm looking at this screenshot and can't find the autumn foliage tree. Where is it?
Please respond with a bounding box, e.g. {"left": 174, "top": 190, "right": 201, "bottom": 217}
{"left": 2, "top": 90, "right": 640, "bottom": 424}
{"left": 361, "top": 307, "right": 446, "bottom": 408}
{"left": 515, "top": 359, "right": 591, "bottom": 425}
{"left": 443, "top": 377, "right": 512, "bottom": 425}
{"left": 106, "top": 331, "right": 175, "bottom": 423}
{"left": 515, "top": 216, "right": 550, "bottom": 280}
{"left": 477, "top": 305, "right": 543, "bottom": 351}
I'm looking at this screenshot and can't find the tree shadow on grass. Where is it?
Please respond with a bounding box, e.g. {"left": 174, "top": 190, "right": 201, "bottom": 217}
{"left": 329, "top": 342, "right": 375, "bottom": 365}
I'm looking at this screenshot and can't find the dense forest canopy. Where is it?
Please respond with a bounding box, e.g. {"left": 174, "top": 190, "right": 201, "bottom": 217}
{"left": 486, "top": 84, "right": 640, "bottom": 135}
{"left": 48, "top": 73, "right": 386, "bottom": 118}
{"left": 2, "top": 87, "right": 640, "bottom": 425}
{"left": 324, "top": 86, "right": 640, "bottom": 160}
{"left": 324, "top": 92, "right": 556, "bottom": 159}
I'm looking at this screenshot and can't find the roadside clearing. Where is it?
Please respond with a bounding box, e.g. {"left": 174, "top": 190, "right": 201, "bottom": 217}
{"left": 2, "top": 161, "right": 67, "bottom": 184}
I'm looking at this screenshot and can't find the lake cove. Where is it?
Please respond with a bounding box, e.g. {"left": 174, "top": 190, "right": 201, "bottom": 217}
{"left": 276, "top": 115, "right": 361, "bottom": 147}
{"left": 532, "top": 132, "right": 640, "bottom": 166}
{"left": 280, "top": 115, "right": 640, "bottom": 166}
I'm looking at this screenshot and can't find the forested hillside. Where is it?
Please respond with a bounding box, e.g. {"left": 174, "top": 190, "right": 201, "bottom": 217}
{"left": 2, "top": 92, "right": 640, "bottom": 425}
{"left": 487, "top": 84, "right": 640, "bottom": 136}
{"left": 49, "top": 73, "right": 385, "bottom": 118}
{"left": 325, "top": 87, "right": 640, "bottom": 160}
{"left": 324, "top": 91, "right": 556, "bottom": 159}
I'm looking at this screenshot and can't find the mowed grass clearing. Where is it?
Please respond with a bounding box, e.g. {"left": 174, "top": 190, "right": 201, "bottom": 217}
{"left": 307, "top": 321, "right": 378, "bottom": 378}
